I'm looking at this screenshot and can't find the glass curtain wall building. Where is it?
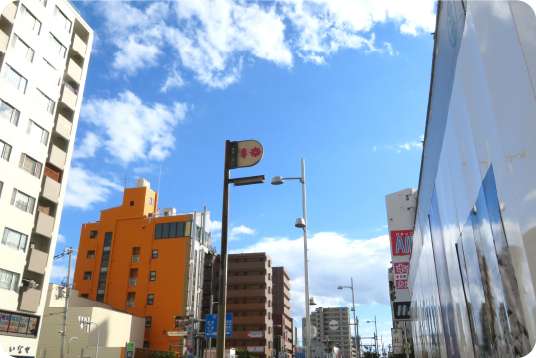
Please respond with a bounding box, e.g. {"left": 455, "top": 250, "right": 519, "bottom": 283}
{"left": 410, "top": 0, "right": 536, "bottom": 357}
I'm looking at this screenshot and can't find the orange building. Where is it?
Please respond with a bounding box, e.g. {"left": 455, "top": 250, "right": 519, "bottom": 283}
{"left": 73, "top": 178, "right": 211, "bottom": 352}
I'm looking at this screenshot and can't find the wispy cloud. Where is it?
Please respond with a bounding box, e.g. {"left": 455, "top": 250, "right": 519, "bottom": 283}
{"left": 64, "top": 166, "right": 123, "bottom": 210}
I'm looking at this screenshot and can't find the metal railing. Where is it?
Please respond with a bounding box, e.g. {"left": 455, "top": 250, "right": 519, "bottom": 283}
{"left": 131, "top": 255, "right": 139, "bottom": 262}
{"left": 126, "top": 299, "right": 135, "bottom": 307}
{"left": 129, "top": 278, "right": 137, "bottom": 286}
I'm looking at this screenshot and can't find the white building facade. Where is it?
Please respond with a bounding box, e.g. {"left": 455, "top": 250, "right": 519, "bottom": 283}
{"left": 410, "top": 0, "right": 536, "bottom": 357}
{"left": 0, "top": 0, "right": 92, "bottom": 356}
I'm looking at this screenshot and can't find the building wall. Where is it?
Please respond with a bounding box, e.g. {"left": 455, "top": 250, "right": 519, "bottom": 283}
{"left": 410, "top": 1, "right": 536, "bottom": 357}
{"left": 214, "top": 253, "right": 273, "bottom": 358}
{"left": 306, "top": 307, "right": 354, "bottom": 358}
{"left": 72, "top": 183, "right": 211, "bottom": 352}
{"left": 0, "top": 0, "right": 92, "bottom": 355}
{"left": 272, "top": 267, "right": 293, "bottom": 356}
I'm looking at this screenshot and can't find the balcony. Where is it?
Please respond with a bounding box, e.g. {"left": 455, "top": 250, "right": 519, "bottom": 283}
{"left": 227, "top": 303, "right": 266, "bottom": 311}
{"left": 72, "top": 33, "right": 87, "bottom": 58}
{"left": 65, "top": 58, "right": 82, "bottom": 84}
{"left": 48, "top": 145, "right": 66, "bottom": 171}
{"left": 34, "top": 211, "right": 55, "bottom": 238}
{"left": 129, "top": 278, "right": 137, "bottom": 286}
{"left": 232, "top": 316, "right": 267, "bottom": 325}
{"left": 283, "top": 286, "right": 290, "bottom": 299}
{"left": 227, "top": 289, "right": 267, "bottom": 299}
{"left": 1, "top": 2, "right": 16, "bottom": 23}
{"left": 228, "top": 261, "right": 266, "bottom": 271}
{"left": 228, "top": 275, "right": 266, "bottom": 285}
{"left": 0, "top": 30, "right": 8, "bottom": 53}
{"left": 54, "top": 113, "right": 73, "bottom": 140}
{"left": 60, "top": 84, "right": 77, "bottom": 111}
{"left": 19, "top": 287, "right": 41, "bottom": 312}
{"left": 26, "top": 248, "right": 49, "bottom": 274}
{"left": 41, "top": 175, "right": 61, "bottom": 203}
{"left": 284, "top": 307, "right": 291, "bottom": 320}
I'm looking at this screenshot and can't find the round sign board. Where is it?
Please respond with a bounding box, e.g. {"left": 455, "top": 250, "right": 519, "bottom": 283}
{"left": 329, "top": 320, "right": 339, "bottom": 330}
{"left": 189, "top": 348, "right": 194, "bottom": 353}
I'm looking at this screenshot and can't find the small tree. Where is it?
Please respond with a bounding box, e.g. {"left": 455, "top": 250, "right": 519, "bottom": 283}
{"left": 157, "top": 348, "right": 177, "bottom": 358}
{"left": 235, "top": 348, "right": 255, "bottom": 358}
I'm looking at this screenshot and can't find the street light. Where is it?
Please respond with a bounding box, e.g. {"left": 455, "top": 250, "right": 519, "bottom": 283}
{"left": 271, "top": 159, "right": 311, "bottom": 358}
{"left": 365, "top": 317, "right": 378, "bottom": 356}
{"left": 337, "top": 278, "right": 360, "bottom": 358}
{"left": 67, "top": 337, "right": 78, "bottom": 358}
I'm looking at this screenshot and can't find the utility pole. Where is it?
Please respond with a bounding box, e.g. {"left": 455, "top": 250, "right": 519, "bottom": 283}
{"left": 54, "top": 247, "right": 77, "bottom": 358}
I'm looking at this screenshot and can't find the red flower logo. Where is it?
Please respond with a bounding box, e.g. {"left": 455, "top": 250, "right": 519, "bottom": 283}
{"left": 250, "top": 147, "right": 261, "bottom": 158}
{"left": 240, "top": 148, "right": 248, "bottom": 158}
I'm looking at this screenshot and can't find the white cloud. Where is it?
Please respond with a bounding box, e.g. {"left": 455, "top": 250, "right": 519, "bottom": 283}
{"left": 231, "top": 232, "right": 391, "bottom": 319}
{"left": 57, "top": 234, "right": 65, "bottom": 243}
{"left": 50, "top": 254, "right": 77, "bottom": 282}
{"left": 212, "top": 221, "right": 223, "bottom": 232}
{"left": 230, "top": 225, "right": 257, "bottom": 240}
{"left": 97, "top": 0, "right": 435, "bottom": 89}
{"left": 64, "top": 166, "right": 123, "bottom": 210}
{"left": 160, "top": 66, "right": 187, "bottom": 93}
{"left": 398, "top": 141, "right": 422, "bottom": 152}
{"left": 73, "top": 132, "right": 101, "bottom": 159}
{"left": 79, "top": 91, "right": 188, "bottom": 165}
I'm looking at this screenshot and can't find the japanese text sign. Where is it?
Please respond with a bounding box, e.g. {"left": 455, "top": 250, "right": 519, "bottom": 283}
{"left": 390, "top": 230, "right": 413, "bottom": 256}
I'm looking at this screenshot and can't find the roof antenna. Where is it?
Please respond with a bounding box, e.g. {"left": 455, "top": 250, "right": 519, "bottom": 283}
{"left": 121, "top": 174, "right": 129, "bottom": 189}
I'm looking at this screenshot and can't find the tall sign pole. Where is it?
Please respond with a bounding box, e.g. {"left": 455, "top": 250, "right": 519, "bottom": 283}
{"left": 216, "top": 140, "right": 265, "bottom": 358}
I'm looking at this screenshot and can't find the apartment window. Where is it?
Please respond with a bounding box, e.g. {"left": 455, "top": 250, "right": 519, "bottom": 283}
{"left": 89, "top": 230, "right": 98, "bottom": 238}
{"left": 87, "top": 250, "right": 95, "bottom": 258}
{"left": 143, "top": 341, "right": 150, "bottom": 348}
{"left": 268, "top": 312, "right": 271, "bottom": 320}
{"left": 126, "top": 292, "right": 135, "bottom": 307}
{"left": 268, "top": 287, "right": 271, "bottom": 294}
{"left": 42, "top": 60, "right": 61, "bottom": 86}
{"left": 0, "top": 268, "right": 20, "bottom": 291}
{"left": 0, "top": 140, "right": 12, "bottom": 161}
{"left": 11, "top": 189, "right": 36, "bottom": 214}
{"left": 0, "top": 182, "right": 3, "bottom": 198}
{"left": 2, "top": 65, "right": 27, "bottom": 93}
{"left": 19, "top": 154, "right": 42, "bottom": 178}
{"left": 149, "top": 271, "right": 156, "bottom": 281}
{"left": 268, "top": 327, "right": 272, "bottom": 334}
{"left": 18, "top": 6, "right": 41, "bottom": 34}
{"left": 83, "top": 271, "right": 92, "bottom": 280}
{"left": 36, "top": 90, "right": 55, "bottom": 114}
{"left": 27, "top": 120, "right": 49, "bottom": 146}
{"left": 35, "top": 0, "right": 47, "bottom": 7}
{"left": 0, "top": 100, "right": 20, "bottom": 126}
{"left": 149, "top": 197, "right": 154, "bottom": 205}
{"left": 2, "top": 228, "right": 28, "bottom": 252}
{"left": 145, "top": 316, "right": 152, "bottom": 328}
{"left": 268, "top": 273, "right": 271, "bottom": 280}
{"left": 152, "top": 249, "right": 158, "bottom": 259}
{"left": 268, "top": 300, "right": 271, "bottom": 307}
{"left": 11, "top": 35, "right": 34, "bottom": 62}
{"left": 49, "top": 34, "right": 66, "bottom": 58}
{"left": 53, "top": 6, "right": 71, "bottom": 32}
{"left": 147, "top": 294, "right": 154, "bottom": 305}
{"left": 130, "top": 201, "right": 134, "bottom": 206}
{"left": 155, "top": 222, "right": 186, "bottom": 239}
{"left": 268, "top": 260, "right": 271, "bottom": 267}
{"left": 269, "top": 341, "right": 272, "bottom": 349}
{"left": 81, "top": 294, "right": 89, "bottom": 298}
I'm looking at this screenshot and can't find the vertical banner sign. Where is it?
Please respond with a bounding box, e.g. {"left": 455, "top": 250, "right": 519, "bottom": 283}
{"left": 391, "top": 328, "right": 403, "bottom": 354}
{"left": 125, "top": 342, "right": 135, "bottom": 358}
{"left": 390, "top": 230, "right": 413, "bottom": 256}
{"left": 394, "top": 262, "right": 409, "bottom": 290}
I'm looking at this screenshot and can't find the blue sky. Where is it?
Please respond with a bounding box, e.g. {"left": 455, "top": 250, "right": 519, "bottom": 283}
{"left": 52, "top": 0, "right": 436, "bottom": 349}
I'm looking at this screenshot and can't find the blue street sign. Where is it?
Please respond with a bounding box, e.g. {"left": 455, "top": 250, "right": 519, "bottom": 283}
{"left": 205, "top": 313, "right": 233, "bottom": 338}
{"left": 296, "top": 353, "right": 306, "bottom": 358}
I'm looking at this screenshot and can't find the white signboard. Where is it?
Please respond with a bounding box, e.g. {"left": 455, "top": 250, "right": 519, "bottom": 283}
{"left": 247, "top": 347, "right": 265, "bottom": 353}
{"left": 391, "top": 328, "right": 403, "bottom": 354}
{"left": 328, "top": 320, "right": 338, "bottom": 330}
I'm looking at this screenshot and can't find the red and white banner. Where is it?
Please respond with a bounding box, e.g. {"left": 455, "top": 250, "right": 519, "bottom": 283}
{"left": 390, "top": 230, "right": 413, "bottom": 256}
{"left": 394, "top": 262, "right": 409, "bottom": 290}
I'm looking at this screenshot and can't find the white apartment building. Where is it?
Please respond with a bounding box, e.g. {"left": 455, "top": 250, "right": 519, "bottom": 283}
{"left": 0, "top": 0, "right": 92, "bottom": 356}
{"left": 304, "top": 307, "right": 355, "bottom": 358}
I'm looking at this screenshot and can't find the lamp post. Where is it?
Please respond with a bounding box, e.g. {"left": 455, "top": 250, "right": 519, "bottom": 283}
{"left": 271, "top": 159, "right": 311, "bottom": 358}
{"left": 67, "top": 337, "right": 78, "bottom": 358}
{"left": 337, "top": 278, "right": 359, "bottom": 358}
{"left": 365, "top": 317, "right": 377, "bottom": 356}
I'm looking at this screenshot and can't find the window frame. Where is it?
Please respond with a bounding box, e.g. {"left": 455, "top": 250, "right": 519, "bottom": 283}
{"left": 11, "top": 189, "right": 36, "bottom": 214}
{"left": 0, "top": 100, "right": 20, "bottom": 126}
{"left": 48, "top": 33, "right": 66, "bottom": 58}
{"left": 149, "top": 271, "right": 156, "bottom": 281}
{"left": 0, "top": 268, "right": 20, "bottom": 291}
{"left": 36, "top": 90, "right": 55, "bottom": 114}
{"left": 11, "top": 34, "right": 34, "bottom": 62}
{"left": 147, "top": 294, "right": 154, "bottom": 305}
{"left": 53, "top": 6, "right": 71, "bottom": 33}
{"left": 0, "top": 140, "right": 12, "bottom": 161}
{"left": 87, "top": 250, "right": 95, "bottom": 259}
{"left": 83, "top": 271, "right": 92, "bottom": 280}
{"left": 152, "top": 249, "right": 158, "bottom": 259}
{"left": 89, "top": 230, "right": 98, "bottom": 239}
{"left": 27, "top": 120, "right": 49, "bottom": 146}
{"left": 2, "top": 64, "right": 27, "bottom": 93}
{"left": 19, "top": 154, "right": 42, "bottom": 178}
{"left": 19, "top": 6, "right": 41, "bottom": 34}
{"left": 145, "top": 316, "right": 152, "bottom": 328}
{"left": 1, "top": 228, "right": 28, "bottom": 252}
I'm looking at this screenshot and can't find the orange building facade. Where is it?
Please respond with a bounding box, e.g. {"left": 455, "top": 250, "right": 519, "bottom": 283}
{"left": 73, "top": 179, "right": 211, "bottom": 353}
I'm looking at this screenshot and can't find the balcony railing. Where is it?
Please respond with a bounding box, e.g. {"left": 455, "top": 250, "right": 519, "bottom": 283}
{"left": 54, "top": 113, "right": 73, "bottom": 140}
{"left": 48, "top": 145, "right": 67, "bottom": 171}
{"left": 132, "top": 255, "right": 139, "bottom": 262}
{"left": 129, "top": 278, "right": 137, "bottom": 286}
{"left": 41, "top": 175, "right": 61, "bottom": 203}
{"left": 19, "top": 287, "right": 41, "bottom": 312}
{"left": 34, "top": 211, "right": 55, "bottom": 238}
{"left": 126, "top": 299, "right": 135, "bottom": 307}
{"left": 27, "top": 248, "right": 49, "bottom": 274}
{"left": 44, "top": 166, "right": 61, "bottom": 182}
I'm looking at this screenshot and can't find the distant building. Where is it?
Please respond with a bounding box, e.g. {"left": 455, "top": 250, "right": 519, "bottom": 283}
{"left": 304, "top": 307, "right": 355, "bottom": 358}
{"left": 36, "top": 284, "right": 145, "bottom": 357}
{"left": 385, "top": 188, "right": 416, "bottom": 354}
{"left": 213, "top": 252, "right": 276, "bottom": 358}
{"left": 72, "top": 178, "right": 211, "bottom": 354}
{"left": 272, "top": 267, "right": 293, "bottom": 358}
{"left": 0, "top": 0, "right": 93, "bottom": 355}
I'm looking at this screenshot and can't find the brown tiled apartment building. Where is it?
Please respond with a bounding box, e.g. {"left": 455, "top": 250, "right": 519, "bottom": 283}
{"left": 210, "top": 253, "right": 294, "bottom": 358}
{"left": 272, "top": 267, "right": 293, "bottom": 358}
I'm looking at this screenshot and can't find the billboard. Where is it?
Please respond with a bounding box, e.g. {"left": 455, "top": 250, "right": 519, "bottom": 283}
{"left": 392, "top": 328, "right": 403, "bottom": 354}
{"left": 390, "top": 230, "right": 412, "bottom": 256}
